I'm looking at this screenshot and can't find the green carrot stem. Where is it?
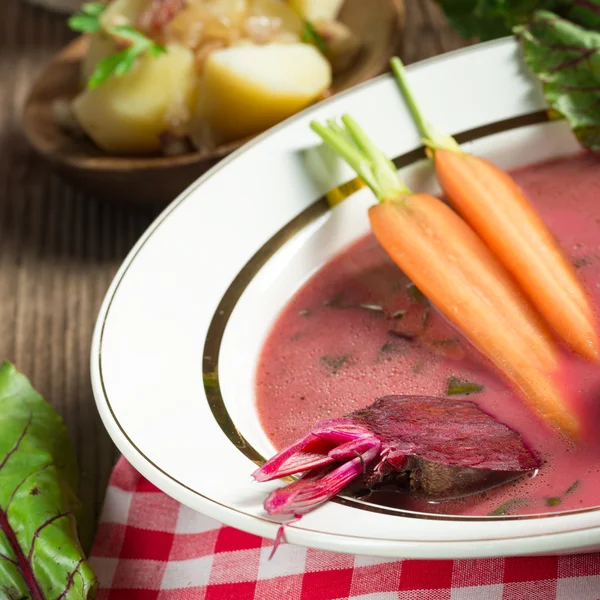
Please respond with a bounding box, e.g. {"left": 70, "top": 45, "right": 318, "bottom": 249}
{"left": 341, "top": 115, "right": 411, "bottom": 198}
{"left": 326, "top": 118, "right": 363, "bottom": 156}
{"left": 310, "top": 116, "right": 410, "bottom": 202}
{"left": 389, "top": 57, "right": 461, "bottom": 153}
{"left": 342, "top": 115, "right": 411, "bottom": 198}
{"left": 327, "top": 118, "right": 348, "bottom": 138}
{"left": 341, "top": 116, "right": 399, "bottom": 178}
{"left": 310, "top": 121, "right": 380, "bottom": 196}
{"left": 389, "top": 58, "right": 431, "bottom": 141}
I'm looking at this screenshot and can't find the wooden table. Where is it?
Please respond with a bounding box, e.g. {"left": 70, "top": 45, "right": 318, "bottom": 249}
{"left": 0, "top": 0, "right": 468, "bottom": 551}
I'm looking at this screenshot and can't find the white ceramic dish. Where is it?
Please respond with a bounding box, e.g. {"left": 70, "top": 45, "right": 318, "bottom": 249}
{"left": 91, "top": 37, "right": 600, "bottom": 559}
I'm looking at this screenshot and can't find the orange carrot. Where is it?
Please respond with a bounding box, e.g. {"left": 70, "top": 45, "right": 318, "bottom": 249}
{"left": 390, "top": 57, "right": 600, "bottom": 363}
{"left": 310, "top": 115, "right": 578, "bottom": 437}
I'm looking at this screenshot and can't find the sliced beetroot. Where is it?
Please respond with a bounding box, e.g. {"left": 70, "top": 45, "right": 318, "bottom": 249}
{"left": 351, "top": 396, "right": 538, "bottom": 472}
{"left": 368, "top": 458, "right": 528, "bottom": 501}
{"left": 253, "top": 395, "right": 539, "bottom": 515}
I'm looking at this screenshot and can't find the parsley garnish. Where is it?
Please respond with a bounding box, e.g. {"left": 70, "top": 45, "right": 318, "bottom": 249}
{"left": 68, "top": 2, "right": 167, "bottom": 89}
{"left": 566, "top": 480, "right": 579, "bottom": 495}
{"left": 488, "top": 498, "right": 526, "bottom": 516}
{"left": 320, "top": 354, "right": 351, "bottom": 375}
{"left": 302, "top": 19, "right": 327, "bottom": 53}
{"left": 68, "top": 1, "right": 106, "bottom": 32}
{"left": 407, "top": 283, "right": 426, "bottom": 303}
{"left": 447, "top": 376, "right": 484, "bottom": 396}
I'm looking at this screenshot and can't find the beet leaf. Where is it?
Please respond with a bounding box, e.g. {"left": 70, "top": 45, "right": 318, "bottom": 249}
{"left": 516, "top": 9, "right": 600, "bottom": 151}
{"left": 433, "top": 0, "right": 564, "bottom": 41}
{"left": 432, "top": 2, "right": 600, "bottom": 151}
{"left": 0, "top": 362, "right": 97, "bottom": 599}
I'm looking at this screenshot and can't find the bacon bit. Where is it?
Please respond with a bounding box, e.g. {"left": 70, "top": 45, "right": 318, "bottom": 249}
{"left": 138, "top": 0, "right": 185, "bottom": 33}
{"left": 114, "top": 38, "right": 130, "bottom": 51}
{"left": 167, "top": 9, "right": 206, "bottom": 49}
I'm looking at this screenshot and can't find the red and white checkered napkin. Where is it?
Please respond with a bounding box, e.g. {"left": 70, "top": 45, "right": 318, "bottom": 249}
{"left": 91, "top": 457, "right": 600, "bottom": 600}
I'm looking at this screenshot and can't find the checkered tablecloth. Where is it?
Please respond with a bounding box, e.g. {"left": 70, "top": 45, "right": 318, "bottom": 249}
{"left": 90, "top": 457, "right": 600, "bottom": 599}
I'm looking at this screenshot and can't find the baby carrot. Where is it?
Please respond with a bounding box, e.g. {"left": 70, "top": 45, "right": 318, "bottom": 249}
{"left": 310, "top": 115, "right": 578, "bottom": 437}
{"left": 390, "top": 57, "right": 600, "bottom": 363}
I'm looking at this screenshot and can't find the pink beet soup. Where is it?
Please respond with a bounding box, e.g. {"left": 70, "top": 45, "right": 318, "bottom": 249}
{"left": 255, "top": 153, "right": 600, "bottom": 517}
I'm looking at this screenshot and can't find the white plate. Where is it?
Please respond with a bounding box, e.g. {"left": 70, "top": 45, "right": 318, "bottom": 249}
{"left": 91, "top": 38, "right": 600, "bottom": 559}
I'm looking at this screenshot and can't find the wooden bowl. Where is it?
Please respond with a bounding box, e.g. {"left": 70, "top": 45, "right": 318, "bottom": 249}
{"left": 23, "top": 0, "right": 405, "bottom": 206}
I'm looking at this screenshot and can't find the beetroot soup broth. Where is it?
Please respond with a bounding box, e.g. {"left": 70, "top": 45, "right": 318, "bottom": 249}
{"left": 255, "top": 153, "right": 600, "bottom": 517}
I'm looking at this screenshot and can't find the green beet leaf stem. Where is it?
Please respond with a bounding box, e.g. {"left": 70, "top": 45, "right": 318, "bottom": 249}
{"left": 310, "top": 116, "right": 410, "bottom": 202}
{"left": 389, "top": 57, "right": 461, "bottom": 153}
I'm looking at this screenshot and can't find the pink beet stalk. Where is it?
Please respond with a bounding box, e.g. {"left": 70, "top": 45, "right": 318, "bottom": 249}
{"left": 263, "top": 443, "right": 381, "bottom": 515}
{"left": 253, "top": 420, "right": 374, "bottom": 482}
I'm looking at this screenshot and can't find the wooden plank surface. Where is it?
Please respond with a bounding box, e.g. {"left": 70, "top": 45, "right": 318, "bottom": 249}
{"left": 0, "top": 0, "right": 467, "bottom": 551}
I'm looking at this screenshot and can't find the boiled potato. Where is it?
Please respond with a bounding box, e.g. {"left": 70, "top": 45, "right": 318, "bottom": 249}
{"left": 287, "top": 0, "right": 345, "bottom": 21}
{"left": 73, "top": 44, "right": 198, "bottom": 153}
{"left": 195, "top": 42, "right": 331, "bottom": 141}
